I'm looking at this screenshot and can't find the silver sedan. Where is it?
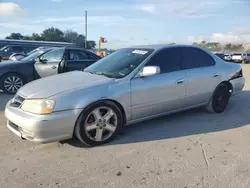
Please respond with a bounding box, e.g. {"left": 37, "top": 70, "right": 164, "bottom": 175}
{"left": 5, "top": 44, "right": 245, "bottom": 146}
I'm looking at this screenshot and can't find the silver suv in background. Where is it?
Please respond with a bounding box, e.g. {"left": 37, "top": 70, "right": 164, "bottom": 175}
{"left": 231, "top": 53, "right": 250, "bottom": 64}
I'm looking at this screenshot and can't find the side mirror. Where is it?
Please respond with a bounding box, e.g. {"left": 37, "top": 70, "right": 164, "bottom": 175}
{"left": 139, "top": 66, "right": 160, "bottom": 77}
{"left": 40, "top": 59, "right": 48, "bottom": 64}
{"left": 36, "top": 57, "right": 47, "bottom": 64}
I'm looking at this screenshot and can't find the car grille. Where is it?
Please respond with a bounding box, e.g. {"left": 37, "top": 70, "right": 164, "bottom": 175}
{"left": 9, "top": 94, "right": 25, "bottom": 108}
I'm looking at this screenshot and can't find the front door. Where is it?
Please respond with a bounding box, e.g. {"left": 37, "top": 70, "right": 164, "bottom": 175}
{"left": 34, "top": 48, "right": 65, "bottom": 78}
{"left": 130, "top": 47, "right": 187, "bottom": 120}
{"left": 65, "top": 49, "right": 98, "bottom": 72}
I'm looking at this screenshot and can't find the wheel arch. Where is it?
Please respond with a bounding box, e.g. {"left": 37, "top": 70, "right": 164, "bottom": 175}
{"left": 73, "top": 98, "right": 127, "bottom": 143}
{"left": 210, "top": 81, "right": 233, "bottom": 101}
{"left": 0, "top": 71, "right": 27, "bottom": 83}
{"left": 0, "top": 71, "right": 27, "bottom": 89}
{"left": 220, "top": 81, "right": 233, "bottom": 95}
{"left": 73, "top": 98, "right": 127, "bottom": 133}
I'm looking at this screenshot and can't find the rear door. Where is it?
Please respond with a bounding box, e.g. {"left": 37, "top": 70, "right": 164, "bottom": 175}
{"left": 34, "top": 48, "right": 65, "bottom": 78}
{"left": 181, "top": 47, "right": 220, "bottom": 107}
{"left": 64, "top": 49, "right": 99, "bottom": 72}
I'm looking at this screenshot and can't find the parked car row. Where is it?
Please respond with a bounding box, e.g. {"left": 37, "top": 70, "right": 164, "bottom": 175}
{"left": 0, "top": 39, "right": 74, "bottom": 62}
{"left": 8, "top": 46, "right": 53, "bottom": 61}
{"left": 215, "top": 52, "right": 250, "bottom": 64}
{"left": 4, "top": 44, "right": 245, "bottom": 147}
{"left": 0, "top": 46, "right": 100, "bottom": 94}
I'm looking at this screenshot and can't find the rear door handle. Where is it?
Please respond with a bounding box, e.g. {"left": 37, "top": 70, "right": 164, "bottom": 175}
{"left": 213, "top": 73, "right": 219, "bottom": 77}
{"left": 176, "top": 79, "right": 184, "bottom": 84}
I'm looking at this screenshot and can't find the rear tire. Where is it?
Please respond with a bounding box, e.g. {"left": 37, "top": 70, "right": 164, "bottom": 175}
{"left": 0, "top": 57, "right": 2, "bottom": 62}
{"left": 206, "top": 83, "right": 230, "bottom": 113}
{"left": 74, "top": 101, "right": 124, "bottom": 147}
{"left": 1, "top": 73, "right": 25, "bottom": 94}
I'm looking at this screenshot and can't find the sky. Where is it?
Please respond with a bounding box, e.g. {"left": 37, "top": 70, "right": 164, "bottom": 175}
{"left": 0, "top": 0, "right": 250, "bottom": 49}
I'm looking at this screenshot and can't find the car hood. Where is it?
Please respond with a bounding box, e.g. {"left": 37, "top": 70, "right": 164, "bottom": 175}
{"left": 18, "top": 71, "right": 113, "bottom": 99}
{"left": 0, "top": 60, "right": 32, "bottom": 67}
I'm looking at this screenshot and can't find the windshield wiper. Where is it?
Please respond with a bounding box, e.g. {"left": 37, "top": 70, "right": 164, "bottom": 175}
{"left": 87, "top": 71, "right": 114, "bottom": 78}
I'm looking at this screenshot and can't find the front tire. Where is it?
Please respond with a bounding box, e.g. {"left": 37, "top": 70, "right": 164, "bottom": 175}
{"left": 206, "top": 83, "right": 230, "bottom": 113}
{"left": 1, "top": 73, "right": 25, "bottom": 94}
{"left": 75, "top": 101, "right": 124, "bottom": 147}
{"left": 0, "top": 57, "right": 2, "bottom": 62}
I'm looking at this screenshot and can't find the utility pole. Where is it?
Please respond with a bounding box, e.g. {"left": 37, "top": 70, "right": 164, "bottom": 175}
{"left": 85, "top": 10, "right": 88, "bottom": 49}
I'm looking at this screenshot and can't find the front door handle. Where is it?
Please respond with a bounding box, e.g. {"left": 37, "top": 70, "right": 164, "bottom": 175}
{"left": 176, "top": 79, "right": 184, "bottom": 84}
{"left": 51, "top": 65, "right": 57, "bottom": 69}
{"left": 213, "top": 73, "right": 219, "bottom": 77}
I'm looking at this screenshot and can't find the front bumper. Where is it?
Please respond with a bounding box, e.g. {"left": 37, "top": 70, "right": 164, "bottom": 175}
{"left": 5, "top": 102, "right": 82, "bottom": 143}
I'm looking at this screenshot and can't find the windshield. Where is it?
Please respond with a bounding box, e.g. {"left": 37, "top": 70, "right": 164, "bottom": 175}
{"left": 22, "top": 50, "right": 50, "bottom": 61}
{"left": 85, "top": 48, "right": 154, "bottom": 78}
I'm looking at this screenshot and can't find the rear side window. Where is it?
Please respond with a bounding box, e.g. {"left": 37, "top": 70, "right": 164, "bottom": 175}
{"left": 181, "top": 47, "right": 215, "bottom": 70}
{"left": 146, "top": 47, "right": 182, "bottom": 74}
{"left": 87, "top": 52, "right": 100, "bottom": 60}
{"left": 68, "top": 50, "right": 89, "bottom": 60}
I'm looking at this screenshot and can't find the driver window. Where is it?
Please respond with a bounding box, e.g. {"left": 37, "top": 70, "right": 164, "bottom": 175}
{"left": 146, "top": 48, "right": 182, "bottom": 74}
{"left": 41, "top": 49, "right": 65, "bottom": 62}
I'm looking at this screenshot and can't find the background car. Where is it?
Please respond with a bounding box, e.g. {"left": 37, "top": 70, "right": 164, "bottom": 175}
{"left": 231, "top": 52, "right": 250, "bottom": 64}
{"left": 0, "top": 47, "right": 100, "bottom": 94}
{"left": 9, "top": 46, "right": 54, "bottom": 61}
{"left": 224, "top": 53, "right": 232, "bottom": 61}
{"left": 5, "top": 44, "right": 245, "bottom": 146}
{"left": 0, "top": 45, "right": 37, "bottom": 62}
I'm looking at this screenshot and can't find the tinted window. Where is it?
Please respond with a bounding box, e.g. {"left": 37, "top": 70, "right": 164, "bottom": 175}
{"left": 182, "top": 47, "right": 215, "bottom": 69}
{"left": 87, "top": 52, "right": 100, "bottom": 60}
{"left": 12, "top": 46, "right": 23, "bottom": 53}
{"left": 41, "top": 48, "right": 65, "bottom": 62}
{"left": 146, "top": 48, "right": 181, "bottom": 73}
{"left": 68, "top": 50, "right": 89, "bottom": 60}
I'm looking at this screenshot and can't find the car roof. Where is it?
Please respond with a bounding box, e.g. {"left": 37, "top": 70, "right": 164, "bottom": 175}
{"left": 128, "top": 44, "right": 202, "bottom": 51}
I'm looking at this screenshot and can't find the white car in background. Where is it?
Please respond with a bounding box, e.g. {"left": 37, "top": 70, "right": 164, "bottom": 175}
{"left": 231, "top": 53, "right": 250, "bottom": 64}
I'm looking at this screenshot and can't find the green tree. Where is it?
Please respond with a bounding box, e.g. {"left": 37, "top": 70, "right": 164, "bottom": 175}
{"left": 23, "top": 33, "right": 43, "bottom": 41}
{"left": 224, "top": 44, "right": 243, "bottom": 51}
{"left": 41, "top": 27, "right": 64, "bottom": 42}
{"left": 75, "top": 34, "right": 86, "bottom": 48}
{"left": 5, "top": 33, "right": 24, "bottom": 40}
{"left": 64, "top": 30, "right": 79, "bottom": 43}
{"left": 87, "top": 40, "right": 96, "bottom": 49}
{"left": 31, "top": 33, "right": 43, "bottom": 41}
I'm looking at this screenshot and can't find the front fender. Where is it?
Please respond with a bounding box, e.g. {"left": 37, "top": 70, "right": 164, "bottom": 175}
{"left": 50, "top": 80, "right": 132, "bottom": 121}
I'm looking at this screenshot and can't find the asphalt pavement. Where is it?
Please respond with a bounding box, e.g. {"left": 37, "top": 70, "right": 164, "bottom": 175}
{"left": 0, "top": 65, "right": 250, "bottom": 188}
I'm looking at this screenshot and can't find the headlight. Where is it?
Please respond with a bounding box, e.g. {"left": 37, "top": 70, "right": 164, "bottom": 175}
{"left": 21, "top": 99, "right": 56, "bottom": 115}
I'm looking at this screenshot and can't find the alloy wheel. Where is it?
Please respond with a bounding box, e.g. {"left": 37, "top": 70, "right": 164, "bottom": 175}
{"left": 3, "top": 76, "right": 23, "bottom": 93}
{"left": 84, "top": 107, "right": 118, "bottom": 142}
